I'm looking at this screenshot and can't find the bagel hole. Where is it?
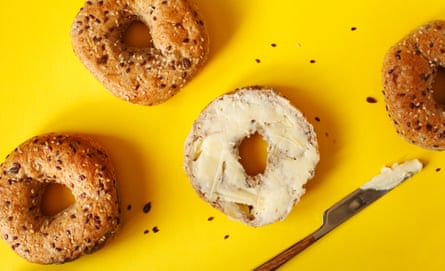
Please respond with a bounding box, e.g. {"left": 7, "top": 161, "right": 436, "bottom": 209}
{"left": 41, "top": 183, "right": 75, "bottom": 216}
{"left": 432, "top": 67, "right": 445, "bottom": 107}
{"left": 123, "top": 21, "right": 152, "bottom": 48}
{"left": 239, "top": 132, "right": 268, "bottom": 176}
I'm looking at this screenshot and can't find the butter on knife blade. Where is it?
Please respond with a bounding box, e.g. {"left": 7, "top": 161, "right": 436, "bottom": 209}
{"left": 254, "top": 159, "right": 423, "bottom": 271}
{"left": 361, "top": 159, "right": 423, "bottom": 190}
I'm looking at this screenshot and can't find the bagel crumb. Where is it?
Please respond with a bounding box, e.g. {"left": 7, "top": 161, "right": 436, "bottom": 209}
{"left": 127, "top": 204, "right": 132, "bottom": 211}
{"left": 152, "top": 226, "right": 159, "bottom": 233}
{"left": 224, "top": 234, "right": 229, "bottom": 239}
{"left": 207, "top": 216, "right": 214, "bottom": 221}
{"left": 143, "top": 229, "right": 149, "bottom": 234}
{"left": 436, "top": 168, "right": 441, "bottom": 172}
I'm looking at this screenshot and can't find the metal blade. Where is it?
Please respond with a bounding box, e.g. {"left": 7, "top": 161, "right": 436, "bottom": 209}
{"left": 313, "top": 188, "right": 386, "bottom": 239}
{"left": 314, "top": 159, "right": 423, "bottom": 240}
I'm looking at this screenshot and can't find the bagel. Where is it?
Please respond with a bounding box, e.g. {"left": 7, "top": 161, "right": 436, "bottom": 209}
{"left": 382, "top": 20, "right": 445, "bottom": 150}
{"left": 0, "top": 133, "right": 120, "bottom": 264}
{"left": 184, "top": 87, "right": 320, "bottom": 226}
{"left": 71, "top": 0, "right": 209, "bottom": 106}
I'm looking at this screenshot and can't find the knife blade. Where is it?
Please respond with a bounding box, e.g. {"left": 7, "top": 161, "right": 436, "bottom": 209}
{"left": 254, "top": 159, "right": 423, "bottom": 271}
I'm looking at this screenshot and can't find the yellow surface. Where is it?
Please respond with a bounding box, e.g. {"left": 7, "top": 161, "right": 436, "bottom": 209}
{"left": 1, "top": 0, "right": 445, "bottom": 270}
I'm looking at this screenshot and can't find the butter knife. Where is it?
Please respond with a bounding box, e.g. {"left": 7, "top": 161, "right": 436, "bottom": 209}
{"left": 254, "top": 159, "right": 423, "bottom": 271}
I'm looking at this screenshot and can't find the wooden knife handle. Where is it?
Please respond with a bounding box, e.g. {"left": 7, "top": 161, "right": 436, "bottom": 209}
{"left": 253, "top": 235, "right": 316, "bottom": 271}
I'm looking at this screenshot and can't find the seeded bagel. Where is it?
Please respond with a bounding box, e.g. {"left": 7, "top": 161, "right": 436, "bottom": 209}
{"left": 71, "top": 0, "right": 209, "bottom": 105}
{"left": 383, "top": 20, "right": 445, "bottom": 150}
{"left": 0, "top": 133, "right": 120, "bottom": 264}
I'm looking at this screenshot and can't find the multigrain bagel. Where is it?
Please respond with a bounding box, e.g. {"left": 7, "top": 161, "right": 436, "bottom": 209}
{"left": 71, "top": 0, "right": 209, "bottom": 105}
{"left": 184, "top": 87, "right": 320, "bottom": 226}
{"left": 0, "top": 133, "right": 120, "bottom": 264}
{"left": 383, "top": 20, "right": 445, "bottom": 150}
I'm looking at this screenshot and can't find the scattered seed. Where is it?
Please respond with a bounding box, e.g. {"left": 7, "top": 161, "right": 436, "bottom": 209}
{"left": 366, "top": 97, "right": 378, "bottom": 103}
{"left": 142, "top": 202, "right": 152, "bottom": 214}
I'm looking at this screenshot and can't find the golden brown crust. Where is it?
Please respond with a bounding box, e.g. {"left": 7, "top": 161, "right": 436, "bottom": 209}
{"left": 382, "top": 20, "right": 445, "bottom": 150}
{"left": 71, "top": 0, "right": 209, "bottom": 106}
{"left": 0, "top": 133, "right": 120, "bottom": 264}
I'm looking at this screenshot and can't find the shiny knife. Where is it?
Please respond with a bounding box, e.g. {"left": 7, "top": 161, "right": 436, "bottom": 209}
{"left": 254, "top": 159, "right": 423, "bottom": 271}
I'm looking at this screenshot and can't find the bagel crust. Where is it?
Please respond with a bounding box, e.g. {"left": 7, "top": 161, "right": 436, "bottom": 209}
{"left": 184, "top": 87, "right": 319, "bottom": 226}
{"left": 0, "top": 133, "right": 120, "bottom": 264}
{"left": 383, "top": 20, "right": 445, "bottom": 150}
{"left": 71, "top": 0, "right": 209, "bottom": 105}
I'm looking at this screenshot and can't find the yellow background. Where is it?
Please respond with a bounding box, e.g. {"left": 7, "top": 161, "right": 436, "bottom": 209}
{"left": 1, "top": 0, "right": 445, "bottom": 270}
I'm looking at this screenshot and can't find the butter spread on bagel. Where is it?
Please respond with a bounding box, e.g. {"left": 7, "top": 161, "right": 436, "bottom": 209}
{"left": 184, "top": 87, "right": 319, "bottom": 226}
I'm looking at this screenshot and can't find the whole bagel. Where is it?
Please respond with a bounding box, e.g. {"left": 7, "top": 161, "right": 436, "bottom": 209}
{"left": 71, "top": 0, "right": 209, "bottom": 105}
{"left": 0, "top": 133, "right": 120, "bottom": 264}
{"left": 383, "top": 20, "right": 445, "bottom": 150}
{"left": 184, "top": 87, "right": 320, "bottom": 227}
